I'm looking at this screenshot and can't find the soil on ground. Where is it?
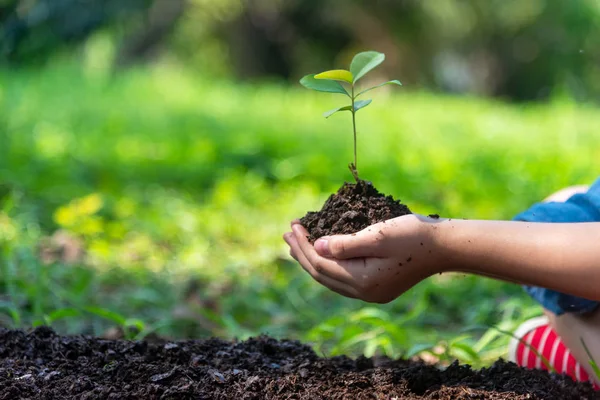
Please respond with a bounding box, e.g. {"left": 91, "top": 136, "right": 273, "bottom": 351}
{"left": 0, "top": 327, "right": 597, "bottom": 399}
{"left": 300, "top": 180, "right": 412, "bottom": 242}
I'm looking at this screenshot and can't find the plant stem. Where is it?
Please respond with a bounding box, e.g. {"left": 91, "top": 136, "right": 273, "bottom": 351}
{"left": 350, "top": 85, "right": 359, "bottom": 182}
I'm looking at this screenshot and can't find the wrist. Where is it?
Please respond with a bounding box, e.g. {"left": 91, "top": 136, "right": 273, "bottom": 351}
{"left": 425, "top": 216, "right": 462, "bottom": 274}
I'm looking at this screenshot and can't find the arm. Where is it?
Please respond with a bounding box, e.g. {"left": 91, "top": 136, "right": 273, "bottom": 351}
{"left": 284, "top": 215, "right": 600, "bottom": 303}
{"left": 433, "top": 219, "right": 600, "bottom": 301}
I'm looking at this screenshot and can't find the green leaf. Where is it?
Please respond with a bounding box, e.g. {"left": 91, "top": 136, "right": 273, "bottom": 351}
{"left": 338, "top": 327, "right": 384, "bottom": 350}
{"left": 364, "top": 340, "right": 379, "bottom": 358}
{"left": 589, "top": 360, "right": 600, "bottom": 380}
{"left": 32, "top": 318, "right": 45, "bottom": 328}
{"left": 405, "top": 343, "right": 436, "bottom": 359}
{"left": 315, "top": 69, "right": 354, "bottom": 84}
{"left": 324, "top": 99, "right": 371, "bottom": 118}
{"left": 357, "top": 80, "right": 402, "bottom": 97}
{"left": 354, "top": 99, "right": 372, "bottom": 112}
{"left": 0, "top": 305, "right": 21, "bottom": 327}
{"left": 580, "top": 338, "right": 600, "bottom": 379}
{"left": 350, "top": 51, "right": 385, "bottom": 83}
{"left": 323, "top": 105, "right": 352, "bottom": 118}
{"left": 349, "top": 307, "right": 390, "bottom": 322}
{"left": 451, "top": 342, "right": 481, "bottom": 363}
{"left": 125, "top": 318, "right": 146, "bottom": 332}
{"left": 300, "top": 74, "right": 349, "bottom": 96}
{"left": 84, "top": 306, "right": 127, "bottom": 326}
{"left": 45, "top": 308, "right": 81, "bottom": 324}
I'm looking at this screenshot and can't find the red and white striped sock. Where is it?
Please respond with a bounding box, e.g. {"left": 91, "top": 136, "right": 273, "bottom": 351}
{"left": 509, "top": 316, "right": 599, "bottom": 389}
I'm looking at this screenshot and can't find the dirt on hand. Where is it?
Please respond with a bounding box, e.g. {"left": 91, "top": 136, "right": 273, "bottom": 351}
{"left": 0, "top": 327, "right": 597, "bottom": 399}
{"left": 300, "top": 180, "right": 412, "bottom": 242}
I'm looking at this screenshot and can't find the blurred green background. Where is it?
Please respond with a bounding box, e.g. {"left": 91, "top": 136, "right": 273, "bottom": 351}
{"left": 1, "top": 0, "right": 600, "bottom": 366}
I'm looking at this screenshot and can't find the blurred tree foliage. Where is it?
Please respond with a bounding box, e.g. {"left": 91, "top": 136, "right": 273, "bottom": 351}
{"left": 2, "top": 0, "right": 600, "bottom": 101}
{"left": 0, "top": 0, "right": 183, "bottom": 66}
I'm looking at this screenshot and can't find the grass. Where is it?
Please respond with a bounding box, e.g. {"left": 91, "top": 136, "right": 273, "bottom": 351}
{"left": 581, "top": 338, "right": 600, "bottom": 381}
{"left": 1, "top": 62, "right": 599, "bottom": 366}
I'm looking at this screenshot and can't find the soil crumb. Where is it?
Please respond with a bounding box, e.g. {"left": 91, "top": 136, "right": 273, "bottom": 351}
{"left": 300, "top": 180, "right": 411, "bottom": 242}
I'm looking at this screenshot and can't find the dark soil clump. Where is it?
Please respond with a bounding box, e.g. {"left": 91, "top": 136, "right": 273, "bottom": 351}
{"left": 300, "top": 180, "right": 412, "bottom": 242}
{"left": 0, "top": 327, "right": 597, "bottom": 399}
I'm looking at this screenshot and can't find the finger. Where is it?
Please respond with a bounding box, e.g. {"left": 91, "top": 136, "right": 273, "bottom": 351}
{"left": 285, "top": 232, "right": 358, "bottom": 299}
{"left": 287, "top": 234, "right": 357, "bottom": 298}
{"left": 284, "top": 232, "right": 298, "bottom": 260}
{"left": 313, "top": 226, "right": 383, "bottom": 260}
{"left": 291, "top": 224, "right": 360, "bottom": 283}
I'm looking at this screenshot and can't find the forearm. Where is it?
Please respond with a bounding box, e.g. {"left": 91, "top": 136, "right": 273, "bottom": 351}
{"left": 432, "top": 219, "right": 600, "bottom": 300}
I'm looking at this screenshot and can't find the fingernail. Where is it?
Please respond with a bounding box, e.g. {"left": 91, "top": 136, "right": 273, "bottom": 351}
{"left": 315, "top": 238, "right": 331, "bottom": 257}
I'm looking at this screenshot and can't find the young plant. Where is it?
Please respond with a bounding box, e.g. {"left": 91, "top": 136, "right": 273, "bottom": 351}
{"left": 300, "top": 51, "right": 402, "bottom": 181}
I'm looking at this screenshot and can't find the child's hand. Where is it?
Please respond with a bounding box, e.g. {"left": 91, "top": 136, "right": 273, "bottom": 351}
{"left": 283, "top": 214, "right": 446, "bottom": 303}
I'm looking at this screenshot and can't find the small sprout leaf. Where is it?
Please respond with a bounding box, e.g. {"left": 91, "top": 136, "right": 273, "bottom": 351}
{"left": 300, "top": 74, "right": 349, "bottom": 96}
{"left": 323, "top": 105, "right": 352, "bottom": 118}
{"left": 357, "top": 80, "right": 402, "bottom": 97}
{"left": 350, "top": 51, "right": 385, "bottom": 83}
{"left": 354, "top": 99, "right": 372, "bottom": 112}
{"left": 315, "top": 69, "right": 354, "bottom": 84}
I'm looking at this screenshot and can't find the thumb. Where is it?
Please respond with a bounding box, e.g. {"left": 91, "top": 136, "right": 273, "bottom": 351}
{"left": 314, "top": 230, "right": 379, "bottom": 260}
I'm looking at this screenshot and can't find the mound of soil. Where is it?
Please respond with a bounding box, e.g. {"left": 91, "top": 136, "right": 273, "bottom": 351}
{"left": 0, "top": 327, "right": 596, "bottom": 399}
{"left": 300, "top": 180, "right": 412, "bottom": 242}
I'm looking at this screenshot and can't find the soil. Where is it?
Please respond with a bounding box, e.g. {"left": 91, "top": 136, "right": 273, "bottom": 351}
{"left": 300, "top": 180, "right": 412, "bottom": 242}
{"left": 0, "top": 327, "right": 596, "bottom": 399}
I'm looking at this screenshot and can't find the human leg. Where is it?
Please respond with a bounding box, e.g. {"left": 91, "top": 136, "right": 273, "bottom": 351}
{"left": 509, "top": 182, "right": 600, "bottom": 386}
{"left": 546, "top": 308, "right": 600, "bottom": 385}
{"left": 509, "top": 315, "right": 600, "bottom": 387}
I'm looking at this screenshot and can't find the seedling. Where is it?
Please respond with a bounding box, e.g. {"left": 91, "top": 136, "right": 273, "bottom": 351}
{"left": 297, "top": 51, "right": 411, "bottom": 243}
{"left": 300, "top": 51, "right": 402, "bottom": 181}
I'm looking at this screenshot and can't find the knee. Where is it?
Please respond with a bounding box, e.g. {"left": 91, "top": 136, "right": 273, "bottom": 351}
{"left": 543, "top": 185, "right": 590, "bottom": 203}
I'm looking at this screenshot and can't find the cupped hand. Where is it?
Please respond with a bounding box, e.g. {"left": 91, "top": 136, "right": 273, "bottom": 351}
{"left": 283, "top": 214, "right": 447, "bottom": 303}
